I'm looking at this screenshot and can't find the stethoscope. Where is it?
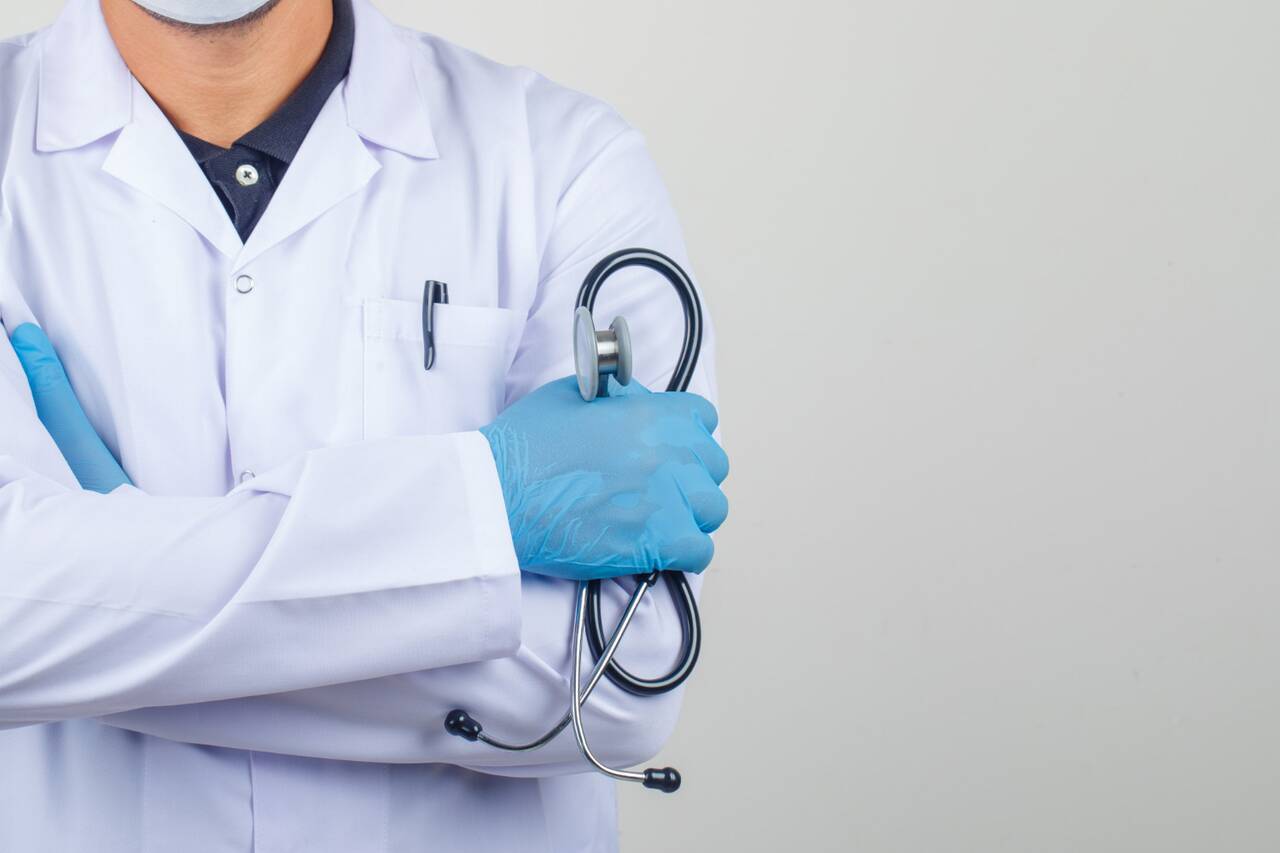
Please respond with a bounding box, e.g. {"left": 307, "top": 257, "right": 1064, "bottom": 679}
{"left": 444, "top": 248, "right": 705, "bottom": 794}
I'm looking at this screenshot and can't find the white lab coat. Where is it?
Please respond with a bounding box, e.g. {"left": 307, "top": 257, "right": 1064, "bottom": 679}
{"left": 0, "top": 0, "right": 717, "bottom": 850}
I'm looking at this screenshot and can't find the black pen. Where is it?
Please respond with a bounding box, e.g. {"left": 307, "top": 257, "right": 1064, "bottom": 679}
{"left": 422, "top": 280, "right": 449, "bottom": 370}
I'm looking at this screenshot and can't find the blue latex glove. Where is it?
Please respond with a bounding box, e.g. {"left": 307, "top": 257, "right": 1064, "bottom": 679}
{"left": 481, "top": 376, "right": 729, "bottom": 580}
{"left": 9, "top": 323, "right": 132, "bottom": 494}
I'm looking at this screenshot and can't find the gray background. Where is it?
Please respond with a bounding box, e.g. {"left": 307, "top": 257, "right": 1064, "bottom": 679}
{"left": 7, "top": 2, "right": 1279, "bottom": 851}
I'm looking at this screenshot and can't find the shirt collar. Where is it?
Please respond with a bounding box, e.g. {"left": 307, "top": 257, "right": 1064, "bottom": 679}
{"left": 233, "top": 0, "right": 355, "bottom": 164}
{"left": 37, "top": 0, "right": 438, "bottom": 161}
{"left": 177, "top": 132, "right": 226, "bottom": 165}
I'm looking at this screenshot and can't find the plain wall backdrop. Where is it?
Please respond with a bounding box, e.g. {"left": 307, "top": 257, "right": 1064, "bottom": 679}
{"left": 5, "top": 1, "right": 1279, "bottom": 851}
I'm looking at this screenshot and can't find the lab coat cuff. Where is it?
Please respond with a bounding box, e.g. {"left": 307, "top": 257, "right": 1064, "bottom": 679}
{"left": 453, "top": 430, "right": 523, "bottom": 658}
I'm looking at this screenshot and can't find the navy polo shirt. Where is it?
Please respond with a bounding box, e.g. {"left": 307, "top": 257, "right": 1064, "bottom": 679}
{"left": 179, "top": 0, "right": 354, "bottom": 241}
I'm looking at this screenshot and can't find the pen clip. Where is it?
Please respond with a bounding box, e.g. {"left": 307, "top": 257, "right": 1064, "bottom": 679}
{"left": 423, "top": 280, "right": 449, "bottom": 370}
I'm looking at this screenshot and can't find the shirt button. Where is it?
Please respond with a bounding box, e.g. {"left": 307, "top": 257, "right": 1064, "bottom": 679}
{"left": 239, "top": 469, "right": 255, "bottom": 483}
{"left": 235, "top": 274, "right": 254, "bottom": 293}
{"left": 235, "top": 163, "right": 260, "bottom": 187}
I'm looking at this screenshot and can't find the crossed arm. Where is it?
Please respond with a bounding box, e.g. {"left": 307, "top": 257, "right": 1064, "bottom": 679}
{"left": 0, "top": 311, "right": 710, "bottom": 775}
{"left": 0, "top": 113, "right": 723, "bottom": 773}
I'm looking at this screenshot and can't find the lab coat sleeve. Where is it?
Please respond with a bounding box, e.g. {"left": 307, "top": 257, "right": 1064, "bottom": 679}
{"left": 99, "top": 88, "right": 723, "bottom": 775}
{"left": 0, "top": 326, "right": 522, "bottom": 725}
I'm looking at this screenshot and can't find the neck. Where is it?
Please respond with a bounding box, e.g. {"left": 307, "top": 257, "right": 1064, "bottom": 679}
{"left": 100, "top": 0, "right": 333, "bottom": 147}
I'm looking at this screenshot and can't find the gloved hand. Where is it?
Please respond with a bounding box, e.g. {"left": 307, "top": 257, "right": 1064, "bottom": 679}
{"left": 9, "top": 323, "right": 132, "bottom": 494}
{"left": 481, "top": 376, "right": 729, "bottom": 581}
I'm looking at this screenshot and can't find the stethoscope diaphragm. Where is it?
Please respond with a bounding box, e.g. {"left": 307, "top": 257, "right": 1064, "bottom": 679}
{"left": 573, "top": 306, "right": 632, "bottom": 401}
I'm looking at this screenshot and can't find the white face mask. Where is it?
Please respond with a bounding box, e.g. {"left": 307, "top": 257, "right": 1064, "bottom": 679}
{"left": 132, "top": 0, "right": 277, "bottom": 25}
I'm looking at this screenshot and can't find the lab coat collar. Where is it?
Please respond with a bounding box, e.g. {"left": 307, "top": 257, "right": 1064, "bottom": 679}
{"left": 36, "top": 0, "right": 133, "bottom": 152}
{"left": 345, "top": 0, "right": 439, "bottom": 160}
{"left": 234, "top": 90, "right": 380, "bottom": 267}
{"left": 36, "top": 0, "right": 252, "bottom": 257}
{"left": 101, "top": 83, "right": 245, "bottom": 258}
{"left": 36, "top": 0, "right": 438, "bottom": 262}
{"left": 38, "top": 0, "right": 438, "bottom": 160}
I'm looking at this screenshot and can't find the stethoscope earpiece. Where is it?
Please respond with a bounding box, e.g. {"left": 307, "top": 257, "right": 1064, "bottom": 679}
{"left": 642, "top": 767, "right": 682, "bottom": 793}
{"left": 443, "top": 709, "right": 482, "bottom": 742}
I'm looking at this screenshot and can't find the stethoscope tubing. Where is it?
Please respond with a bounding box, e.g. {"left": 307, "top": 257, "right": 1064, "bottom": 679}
{"left": 451, "top": 572, "right": 659, "bottom": 753}
{"left": 576, "top": 248, "right": 705, "bottom": 697}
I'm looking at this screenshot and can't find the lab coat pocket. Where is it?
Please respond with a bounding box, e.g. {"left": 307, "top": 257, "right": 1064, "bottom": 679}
{"left": 362, "top": 299, "right": 520, "bottom": 439}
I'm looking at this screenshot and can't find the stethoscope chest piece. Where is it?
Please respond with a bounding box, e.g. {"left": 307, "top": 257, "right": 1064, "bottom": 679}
{"left": 573, "top": 306, "right": 632, "bottom": 402}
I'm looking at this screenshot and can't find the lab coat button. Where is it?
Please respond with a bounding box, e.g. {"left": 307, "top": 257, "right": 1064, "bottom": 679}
{"left": 235, "top": 164, "right": 260, "bottom": 186}
{"left": 239, "top": 470, "right": 255, "bottom": 483}
{"left": 235, "top": 274, "right": 254, "bottom": 293}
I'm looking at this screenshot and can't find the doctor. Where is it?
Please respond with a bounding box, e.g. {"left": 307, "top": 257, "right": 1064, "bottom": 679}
{"left": 0, "top": 0, "right": 728, "bottom": 851}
